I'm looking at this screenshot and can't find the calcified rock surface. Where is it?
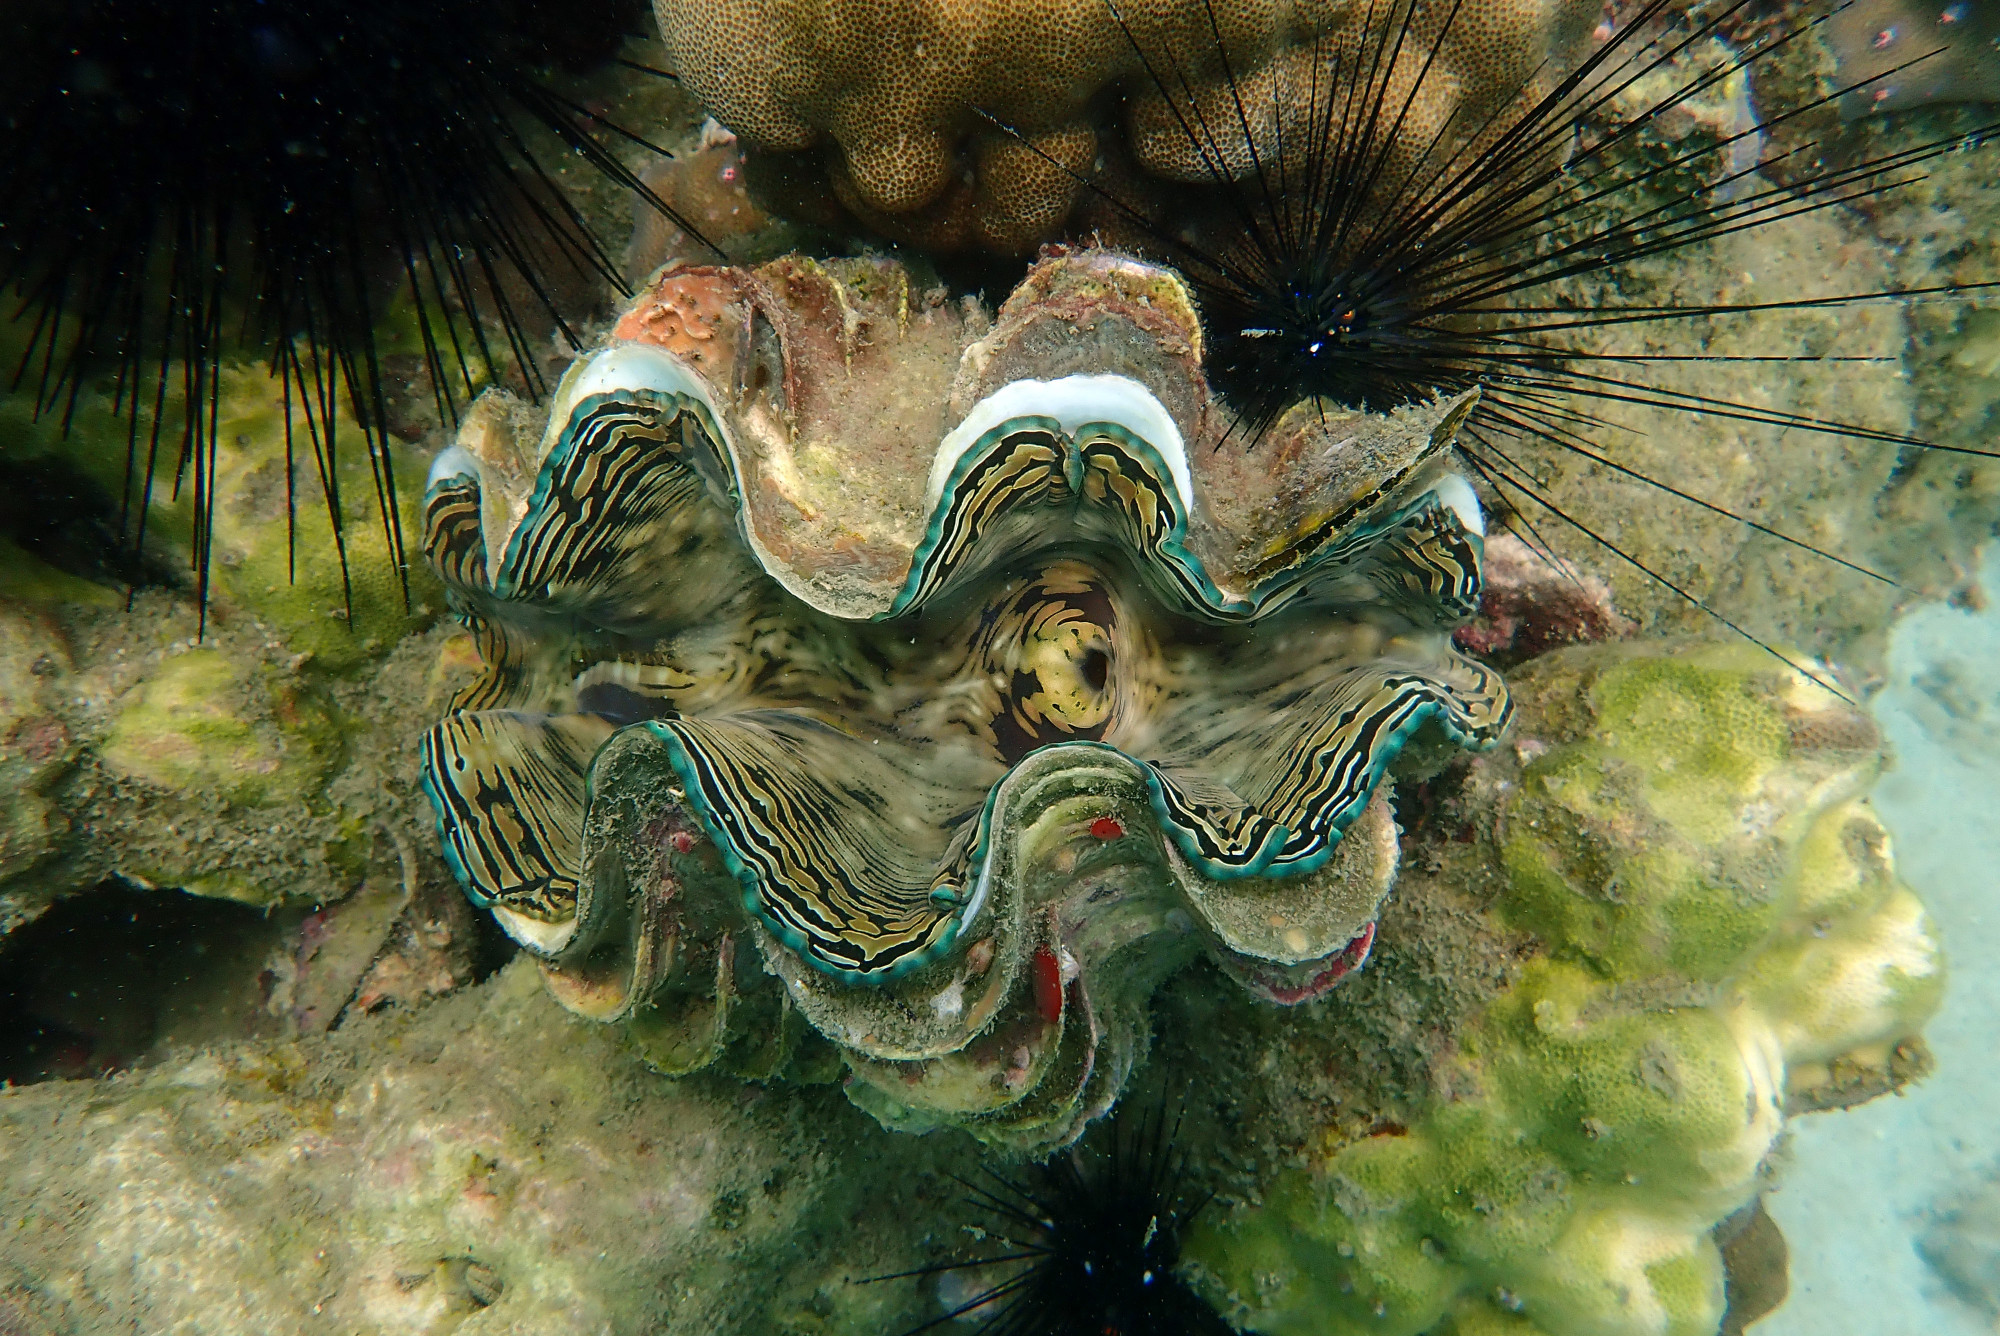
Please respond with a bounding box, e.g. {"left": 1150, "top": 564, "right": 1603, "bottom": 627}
{"left": 0, "top": 960, "right": 978, "bottom": 1336}
{"left": 0, "top": 356, "right": 444, "bottom": 946}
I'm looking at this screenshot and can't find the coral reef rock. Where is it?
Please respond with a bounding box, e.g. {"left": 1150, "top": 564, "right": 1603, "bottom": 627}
{"left": 1182, "top": 640, "right": 1943, "bottom": 1336}
{"left": 1452, "top": 532, "right": 1636, "bottom": 665}
{"left": 0, "top": 958, "right": 971, "bottom": 1336}
{"left": 654, "top": 0, "right": 1602, "bottom": 252}
{"left": 0, "top": 358, "right": 435, "bottom": 673}
{"left": 418, "top": 248, "right": 1510, "bottom": 1151}
{"left": 0, "top": 362, "right": 451, "bottom": 941}
{"left": 0, "top": 598, "right": 76, "bottom": 896}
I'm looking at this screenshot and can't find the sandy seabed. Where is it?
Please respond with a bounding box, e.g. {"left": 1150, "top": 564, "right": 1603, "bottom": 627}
{"left": 1765, "top": 543, "right": 2000, "bottom": 1335}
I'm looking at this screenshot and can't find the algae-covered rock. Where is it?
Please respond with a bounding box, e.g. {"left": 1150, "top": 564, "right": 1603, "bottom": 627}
{"left": 0, "top": 358, "right": 436, "bottom": 673}
{"left": 198, "top": 371, "right": 438, "bottom": 670}
{"left": 0, "top": 957, "right": 972, "bottom": 1336}
{"left": 0, "top": 598, "right": 76, "bottom": 902}
{"left": 0, "top": 357, "right": 452, "bottom": 924}
{"left": 0, "top": 583, "right": 464, "bottom": 925}
{"left": 99, "top": 647, "right": 343, "bottom": 811}
{"left": 1184, "top": 641, "right": 1942, "bottom": 1336}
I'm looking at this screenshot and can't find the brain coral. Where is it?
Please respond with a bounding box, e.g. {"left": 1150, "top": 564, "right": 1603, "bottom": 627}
{"left": 654, "top": 0, "right": 1603, "bottom": 252}
{"left": 1184, "top": 640, "right": 1943, "bottom": 1336}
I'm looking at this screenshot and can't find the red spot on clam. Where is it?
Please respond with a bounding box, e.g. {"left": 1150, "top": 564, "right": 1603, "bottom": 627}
{"left": 1339, "top": 921, "right": 1377, "bottom": 973}
{"left": 1253, "top": 922, "right": 1379, "bottom": 1004}
{"left": 1031, "top": 946, "right": 1064, "bottom": 1024}
{"left": 1089, "top": 816, "right": 1124, "bottom": 840}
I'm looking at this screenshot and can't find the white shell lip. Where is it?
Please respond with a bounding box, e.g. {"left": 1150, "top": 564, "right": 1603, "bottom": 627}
{"left": 539, "top": 340, "right": 813, "bottom": 587}
{"left": 1430, "top": 474, "right": 1486, "bottom": 537}
{"left": 477, "top": 337, "right": 1481, "bottom": 623}
{"left": 547, "top": 343, "right": 725, "bottom": 445}
{"left": 493, "top": 904, "right": 578, "bottom": 954}
{"left": 425, "top": 443, "right": 480, "bottom": 491}
{"left": 924, "top": 374, "right": 1194, "bottom": 517}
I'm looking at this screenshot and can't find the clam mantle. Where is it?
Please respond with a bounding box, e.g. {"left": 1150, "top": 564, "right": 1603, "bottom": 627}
{"left": 418, "top": 249, "right": 1509, "bottom": 1149}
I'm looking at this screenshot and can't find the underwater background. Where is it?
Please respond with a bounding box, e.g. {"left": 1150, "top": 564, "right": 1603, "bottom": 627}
{"left": 0, "top": 0, "right": 1995, "bottom": 1333}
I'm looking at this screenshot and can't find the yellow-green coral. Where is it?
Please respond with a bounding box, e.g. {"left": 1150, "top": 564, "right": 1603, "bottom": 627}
{"left": 0, "top": 597, "right": 75, "bottom": 889}
{"left": 0, "top": 357, "right": 436, "bottom": 671}
{"left": 99, "top": 648, "right": 344, "bottom": 809}
{"left": 1186, "top": 642, "right": 1942, "bottom": 1336}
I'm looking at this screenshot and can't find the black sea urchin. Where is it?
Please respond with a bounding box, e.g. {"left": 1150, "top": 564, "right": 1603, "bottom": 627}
{"left": 880, "top": 1106, "right": 1237, "bottom": 1336}
{"left": 0, "top": 0, "right": 706, "bottom": 618}
{"left": 991, "top": 0, "right": 1998, "bottom": 681}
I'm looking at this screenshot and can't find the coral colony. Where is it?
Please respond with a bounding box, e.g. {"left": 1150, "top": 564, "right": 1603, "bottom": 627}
{"left": 0, "top": 0, "right": 1982, "bottom": 1330}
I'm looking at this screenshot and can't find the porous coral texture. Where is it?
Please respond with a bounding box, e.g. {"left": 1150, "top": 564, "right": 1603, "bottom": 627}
{"left": 654, "top": 0, "right": 1603, "bottom": 252}
{"left": 1182, "top": 640, "right": 1943, "bottom": 1336}
{"left": 0, "top": 959, "right": 987, "bottom": 1335}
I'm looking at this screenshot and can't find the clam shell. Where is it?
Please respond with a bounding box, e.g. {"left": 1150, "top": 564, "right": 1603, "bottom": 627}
{"left": 417, "top": 250, "right": 1510, "bottom": 1147}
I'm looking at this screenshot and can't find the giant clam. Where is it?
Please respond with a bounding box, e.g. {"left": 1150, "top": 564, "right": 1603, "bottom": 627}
{"left": 418, "top": 249, "right": 1510, "bottom": 1150}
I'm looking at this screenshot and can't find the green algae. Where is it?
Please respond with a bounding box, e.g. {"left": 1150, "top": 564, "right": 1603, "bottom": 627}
{"left": 99, "top": 648, "right": 343, "bottom": 810}
{"left": 0, "top": 321, "right": 461, "bottom": 921}
{"left": 0, "top": 356, "right": 438, "bottom": 673}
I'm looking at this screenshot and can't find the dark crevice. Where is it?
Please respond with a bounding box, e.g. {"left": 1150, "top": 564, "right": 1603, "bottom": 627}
{"left": 464, "top": 900, "right": 520, "bottom": 984}
{"left": 0, "top": 454, "right": 182, "bottom": 592}
{"left": 0, "top": 878, "right": 299, "bottom": 1086}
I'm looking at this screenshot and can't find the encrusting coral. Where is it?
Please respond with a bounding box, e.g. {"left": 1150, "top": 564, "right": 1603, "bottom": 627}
{"left": 0, "top": 356, "right": 455, "bottom": 933}
{"left": 1183, "top": 640, "right": 1943, "bottom": 1336}
{"left": 654, "top": 0, "right": 1603, "bottom": 251}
